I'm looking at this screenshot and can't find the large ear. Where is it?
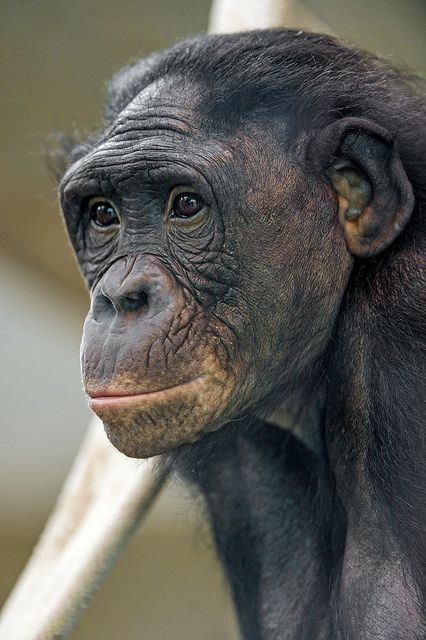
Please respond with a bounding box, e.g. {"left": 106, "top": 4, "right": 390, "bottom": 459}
{"left": 310, "top": 118, "right": 414, "bottom": 257}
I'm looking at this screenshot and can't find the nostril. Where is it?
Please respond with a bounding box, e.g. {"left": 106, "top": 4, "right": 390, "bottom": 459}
{"left": 119, "top": 290, "right": 149, "bottom": 313}
{"left": 92, "top": 290, "right": 116, "bottom": 319}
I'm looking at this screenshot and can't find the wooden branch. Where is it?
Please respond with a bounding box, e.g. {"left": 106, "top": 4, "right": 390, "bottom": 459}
{"left": 0, "top": 419, "right": 168, "bottom": 639}
{"left": 209, "top": 0, "right": 333, "bottom": 34}
{"left": 209, "top": 0, "right": 294, "bottom": 32}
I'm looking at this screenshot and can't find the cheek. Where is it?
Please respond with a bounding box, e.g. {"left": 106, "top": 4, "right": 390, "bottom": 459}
{"left": 279, "top": 237, "right": 352, "bottom": 376}
{"left": 238, "top": 201, "right": 353, "bottom": 382}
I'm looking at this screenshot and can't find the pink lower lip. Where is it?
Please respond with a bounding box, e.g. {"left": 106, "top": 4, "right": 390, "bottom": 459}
{"left": 88, "top": 378, "right": 203, "bottom": 410}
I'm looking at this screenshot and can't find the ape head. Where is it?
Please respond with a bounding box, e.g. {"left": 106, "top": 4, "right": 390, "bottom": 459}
{"left": 59, "top": 30, "right": 417, "bottom": 458}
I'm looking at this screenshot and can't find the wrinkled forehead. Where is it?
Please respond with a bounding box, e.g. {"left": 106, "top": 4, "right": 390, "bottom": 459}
{"left": 107, "top": 74, "right": 203, "bottom": 138}
{"left": 109, "top": 73, "right": 291, "bottom": 145}
{"left": 61, "top": 72, "right": 295, "bottom": 198}
{"left": 60, "top": 76, "right": 207, "bottom": 189}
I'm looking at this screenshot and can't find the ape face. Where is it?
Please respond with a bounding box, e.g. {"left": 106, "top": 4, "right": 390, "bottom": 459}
{"left": 59, "top": 76, "right": 354, "bottom": 458}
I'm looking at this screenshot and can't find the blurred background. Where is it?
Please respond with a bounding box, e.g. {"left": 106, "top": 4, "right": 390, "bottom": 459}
{"left": 0, "top": 1, "right": 424, "bottom": 638}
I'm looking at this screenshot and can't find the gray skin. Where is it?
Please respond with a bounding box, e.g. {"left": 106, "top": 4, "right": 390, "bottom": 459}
{"left": 60, "top": 79, "right": 353, "bottom": 459}
{"left": 60, "top": 75, "right": 423, "bottom": 639}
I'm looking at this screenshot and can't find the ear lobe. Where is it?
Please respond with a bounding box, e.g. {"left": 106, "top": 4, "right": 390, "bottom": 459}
{"left": 312, "top": 118, "right": 414, "bottom": 257}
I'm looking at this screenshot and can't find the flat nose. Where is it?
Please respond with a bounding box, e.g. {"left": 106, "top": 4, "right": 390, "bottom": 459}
{"left": 91, "top": 256, "right": 172, "bottom": 319}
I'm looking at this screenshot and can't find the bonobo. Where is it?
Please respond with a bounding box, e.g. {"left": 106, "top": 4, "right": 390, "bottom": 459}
{"left": 58, "top": 30, "right": 425, "bottom": 640}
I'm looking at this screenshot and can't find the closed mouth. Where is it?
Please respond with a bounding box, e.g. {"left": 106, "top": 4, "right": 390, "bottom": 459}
{"left": 88, "top": 376, "right": 205, "bottom": 411}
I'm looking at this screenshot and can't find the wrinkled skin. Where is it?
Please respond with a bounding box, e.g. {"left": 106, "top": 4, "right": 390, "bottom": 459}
{"left": 59, "top": 30, "right": 425, "bottom": 640}
{"left": 60, "top": 80, "right": 351, "bottom": 458}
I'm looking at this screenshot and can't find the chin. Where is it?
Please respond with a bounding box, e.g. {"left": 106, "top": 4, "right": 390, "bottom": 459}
{"left": 89, "top": 373, "right": 235, "bottom": 458}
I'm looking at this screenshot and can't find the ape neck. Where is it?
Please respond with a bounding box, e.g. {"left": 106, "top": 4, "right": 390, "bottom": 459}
{"left": 172, "top": 421, "right": 334, "bottom": 640}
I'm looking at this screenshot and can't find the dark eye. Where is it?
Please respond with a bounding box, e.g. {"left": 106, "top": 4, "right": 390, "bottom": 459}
{"left": 89, "top": 198, "right": 120, "bottom": 227}
{"left": 170, "top": 192, "right": 205, "bottom": 219}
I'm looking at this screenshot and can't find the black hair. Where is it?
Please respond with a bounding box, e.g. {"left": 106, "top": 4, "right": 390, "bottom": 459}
{"left": 59, "top": 30, "right": 426, "bottom": 206}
